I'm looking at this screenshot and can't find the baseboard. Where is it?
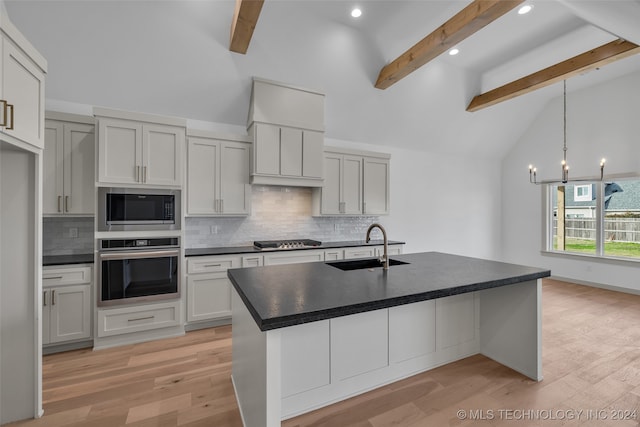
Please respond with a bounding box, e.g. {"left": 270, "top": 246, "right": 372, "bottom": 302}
{"left": 184, "top": 317, "right": 231, "bottom": 332}
{"left": 43, "top": 340, "right": 93, "bottom": 355}
{"left": 549, "top": 275, "right": 640, "bottom": 296}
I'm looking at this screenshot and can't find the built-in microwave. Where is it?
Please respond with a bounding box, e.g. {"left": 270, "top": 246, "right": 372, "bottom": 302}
{"left": 97, "top": 188, "right": 181, "bottom": 232}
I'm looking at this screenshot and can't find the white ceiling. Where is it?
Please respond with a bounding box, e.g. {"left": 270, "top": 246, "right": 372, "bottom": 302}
{"left": 6, "top": 0, "right": 640, "bottom": 158}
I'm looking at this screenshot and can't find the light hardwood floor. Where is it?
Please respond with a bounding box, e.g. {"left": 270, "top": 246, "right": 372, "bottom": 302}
{"left": 8, "top": 279, "right": 640, "bottom": 426}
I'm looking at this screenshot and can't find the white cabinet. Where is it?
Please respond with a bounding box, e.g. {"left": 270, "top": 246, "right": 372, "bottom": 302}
{"left": 250, "top": 122, "right": 324, "bottom": 187}
{"left": 0, "top": 31, "right": 46, "bottom": 149}
{"left": 363, "top": 156, "right": 390, "bottom": 215}
{"left": 185, "top": 255, "right": 241, "bottom": 323}
{"left": 187, "top": 133, "right": 251, "bottom": 216}
{"left": 344, "top": 244, "right": 403, "bottom": 259}
{"left": 97, "top": 301, "right": 180, "bottom": 337}
{"left": 43, "top": 117, "right": 95, "bottom": 215}
{"left": 318, "top": 152, "right": 362, "bottom": 215}
{"left": 263, "top": 249, "right": 325, "bottom": 266}
{"left": 313, "top": 148, "right": 390, "bottom": 216}
{"left": 324, "top": 249, "right": 344, "bottom": 261}
{"left": 97, "top": 115, "right": 184, "bottom": 187}
{"left": 42, "top": 266, "right": 92, "bottom": 345}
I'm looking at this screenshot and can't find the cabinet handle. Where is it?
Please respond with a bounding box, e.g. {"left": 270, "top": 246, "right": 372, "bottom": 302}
{"left": 44, "top": 276, "right": 63, "bottom": 280}
{"left": 220, "top": 199, "right": 224, "bottom": 213}
{"left": 203, "top": 263, "right": 222, "bottom": 268}
{"left": 128, "top": 316, "right": 154, "bottom": 322}
{"left": 6, "top": 104, "right": 14, "bottom": 130}
{"left": 0, "top": 100, "right": 6, "bottom": 127}
{"left": 65, "top": 195, "right": 70, "bottom": 212}
{"left": 363, "top": 202, "right": 366, "bottom": 214}
{"left": 58, "top": 195, "right": 62, "bottom": 213}
{"left": 43, "top": 290, "right": 48, "bottom": 307}
{"left": 51, "top": 290, "right": 56, "bottom": 306}
{"left": 143, "top": 166, "right": 147, "bottom": 183}
{"left": 136, "top": 165, "right": 140, "bottom": 182}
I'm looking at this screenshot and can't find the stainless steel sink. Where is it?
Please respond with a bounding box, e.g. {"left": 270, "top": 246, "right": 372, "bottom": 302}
{"left": 326, "top": 258, "right": 410, "bottom": 271}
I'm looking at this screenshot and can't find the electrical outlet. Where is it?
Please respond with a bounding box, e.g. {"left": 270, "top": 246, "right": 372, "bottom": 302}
{"left": 210, "top": 225, "right": 218, "bottom": 234}
{"left": 69, "top": 227, "right": 78, "bottom": 238}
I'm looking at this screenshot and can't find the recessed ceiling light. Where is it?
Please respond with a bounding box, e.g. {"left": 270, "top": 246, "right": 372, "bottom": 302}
{"left": 518, "top": 4, "right": 533, "bottom": 15}
{"left": 448, "top": 48, "right": 459, "bottom": 56}
{"left": 351, "top": 8, "right": 362, "bottom": 18}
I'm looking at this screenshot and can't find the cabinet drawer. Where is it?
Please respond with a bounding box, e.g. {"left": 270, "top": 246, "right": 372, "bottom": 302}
{"left": 241, "top": 255, "right": 263, "bottom": 268}
{"left": 187, "top": 255, "right": 240, "bottom": 274}
{"left": 43, "top": 266, "right": 92, "bottom": 286}
{"left": 264, "top": 249, "right": 325, "bottom": 266}
{"left": 97, "top": 301, "right": 180, "bottom": 337}
{"left": 344, "top": 247, "right": 376, "bottom": 259}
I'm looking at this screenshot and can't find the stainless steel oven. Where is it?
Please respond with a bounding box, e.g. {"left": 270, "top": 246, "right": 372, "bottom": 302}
{"left": 97, "top": 187, "right": 181, "bottom": 232}
{"left": 98, "top": 237, "right": 180, "bottom": 307}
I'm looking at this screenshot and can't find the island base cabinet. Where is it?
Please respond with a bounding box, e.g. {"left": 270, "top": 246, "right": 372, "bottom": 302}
{"left": 232, "top": 279, "right": 542, "bottom": 426}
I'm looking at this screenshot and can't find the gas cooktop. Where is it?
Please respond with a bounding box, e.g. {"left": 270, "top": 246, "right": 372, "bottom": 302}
{"left": 253, "top": 239, "right": 322, "bottom": 250}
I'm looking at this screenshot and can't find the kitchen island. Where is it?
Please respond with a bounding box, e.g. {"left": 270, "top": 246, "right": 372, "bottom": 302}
{"left": 228, "top": 252, "right": 550, "bottom": 427}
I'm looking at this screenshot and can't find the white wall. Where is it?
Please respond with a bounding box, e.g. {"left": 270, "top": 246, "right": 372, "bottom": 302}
{"left": 502, "top": 71, "right": 640, "bottom": 291}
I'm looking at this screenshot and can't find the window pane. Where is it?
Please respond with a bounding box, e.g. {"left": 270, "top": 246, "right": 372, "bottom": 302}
{"left": 603, "top": 179, "right": 640, "bottom": 259}
{"left": 551, "top": 184, "right": 597, "bottom": 255}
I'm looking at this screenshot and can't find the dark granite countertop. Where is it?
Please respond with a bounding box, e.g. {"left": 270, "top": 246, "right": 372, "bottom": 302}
{"left": 185, "top": 240, "right": 405, "bottom": 257}
{"left": 228, "top": 251, "right": 550, "bottom": 331}
{"left": 43, "top": 253, "right": 94, "bottom": 266}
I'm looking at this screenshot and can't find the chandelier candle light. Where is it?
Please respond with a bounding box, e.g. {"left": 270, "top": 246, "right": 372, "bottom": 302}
{"left": 528, "top": 80, "right": 606, "bottom": 185}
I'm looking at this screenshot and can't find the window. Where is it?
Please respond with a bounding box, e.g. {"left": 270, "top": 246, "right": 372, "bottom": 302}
{"left": 574, "top": 185, "right": 592, "bottom": 202}
{"left": 547, "top": 179, "right": 640, "bottom": 260}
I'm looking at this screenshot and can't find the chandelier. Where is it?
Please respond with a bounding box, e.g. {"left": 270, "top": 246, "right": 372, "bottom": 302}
{"left": 528, "top": 80, "right": 606, "bottom": 185}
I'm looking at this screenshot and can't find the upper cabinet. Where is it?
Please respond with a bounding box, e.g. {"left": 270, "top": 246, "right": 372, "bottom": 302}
{"left": 313, "top": 148, "right": 390, "bottom": 216}
{"left": 0, "top": 8, "right": 47, "bottom": 150}
{"left": 247, "top": 78, "right": 325, "bottom": 187}
{"left": 95, "top": 108, "right": 185, "bottom": 188}
{"left": 43, "top": 113, "right": 95, "bottom": 215}
{"left": 187, "top": 130, "right": 251, "bottom": 216}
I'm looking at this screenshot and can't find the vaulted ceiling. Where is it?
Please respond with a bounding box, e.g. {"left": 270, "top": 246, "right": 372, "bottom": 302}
{"left": 6, "top": 0, "right": 640, "bottom": 158}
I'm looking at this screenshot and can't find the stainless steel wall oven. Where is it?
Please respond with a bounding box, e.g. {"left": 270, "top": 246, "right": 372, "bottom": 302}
{"left": 98, "top": 237, "right": 180, "bottom": 307}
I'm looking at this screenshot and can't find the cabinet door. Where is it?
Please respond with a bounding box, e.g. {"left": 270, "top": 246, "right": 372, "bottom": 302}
{"left": 220, "top": 142, "right": 251, "bottom": 215}
{"left": 254, "top": 123, "right": 280, "bottom": 175}
{"left": 280, "top": 127, "right": 303, "bottom": 177}
{"left": 1, "top": 39, "right": 45, "bottom": 148}
{"left": 302, "top": 130, "right": 323, "bottom": 179}
{"left": 187, "top": 138, "right": 219, "bottom": 215}
{"left": 363, "top": 157, "right": 390, "bottom": 215}
{"left": 143, "top": 123, "right": 183, "bottom": 186}
{"left": 321, "top": 153, "right": 342, "bottom": 214}
{"left": 48, "top": 285, "right": 91, "bottom": 344}
{"left": 64, "top": 123, "right": 95, "bottom": 214}
{"left": 186, "top": 273, "right": 231, "bottom": 322}
{"left": 342, "top": 155, "right": 363, "bottom": 215}
{"left": 98, "top": 118, "right": 142, "bottom": 184}
{"left": 43, "top": 121, "right": 64, "bottom": 214}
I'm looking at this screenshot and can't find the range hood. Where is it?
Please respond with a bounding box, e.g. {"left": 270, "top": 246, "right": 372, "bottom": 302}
{"left": 247, "top": 78, "right": 325, "bottom": 187}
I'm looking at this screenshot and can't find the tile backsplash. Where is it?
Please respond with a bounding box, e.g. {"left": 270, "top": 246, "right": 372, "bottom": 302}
{"left": 43, "top": 217, "right": 94, "bottom": 255}
{"left": 185, "top": 186, "right": 380, "bottom": 248}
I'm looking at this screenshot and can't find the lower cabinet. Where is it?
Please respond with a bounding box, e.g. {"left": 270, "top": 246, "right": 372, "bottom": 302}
{"left": 186, "top": 255, "right": 241, "bottom": 324}
{"left": 42, "top": 265, "right": 92, "bottom": 346}
{"left": 184, "top": 244, "right": 404, "bottom": 326}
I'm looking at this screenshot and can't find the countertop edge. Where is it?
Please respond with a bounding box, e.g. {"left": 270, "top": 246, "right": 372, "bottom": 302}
{"left": 231, "top": 267, "right": 551, "bottom": 332}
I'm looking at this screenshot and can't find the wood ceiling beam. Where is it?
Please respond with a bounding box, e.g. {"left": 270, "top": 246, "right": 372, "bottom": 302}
{"left": 375, "top": 0, "right": 524, "bottom": 90}
{"left": 467, "top": 39, "right": 640, "bottom": 112}
{"left": 230, "top": 0, "right": 265, "bottom": 54}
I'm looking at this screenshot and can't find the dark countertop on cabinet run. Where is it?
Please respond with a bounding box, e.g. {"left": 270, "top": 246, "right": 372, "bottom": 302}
{"left": 228, "top": 251, "right": 550, "bottom": 331}
{"left": 43, "top": 253, "right": 94, "bottom": 266}
{"left": 185, "top": 240, "right": 405, "bottom": 257}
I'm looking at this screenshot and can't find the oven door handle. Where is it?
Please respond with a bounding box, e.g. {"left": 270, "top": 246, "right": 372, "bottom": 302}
{"left": 99, "top": 249, "right": 180, "bottom": 260}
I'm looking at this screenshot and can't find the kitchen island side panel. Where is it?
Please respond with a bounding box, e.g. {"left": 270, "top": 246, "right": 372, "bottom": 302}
{"left": 231, "top": 289, "right": 281, "bottom": 427}
{"left": 480, "top": 279, "right": 542, "bottom": 381}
